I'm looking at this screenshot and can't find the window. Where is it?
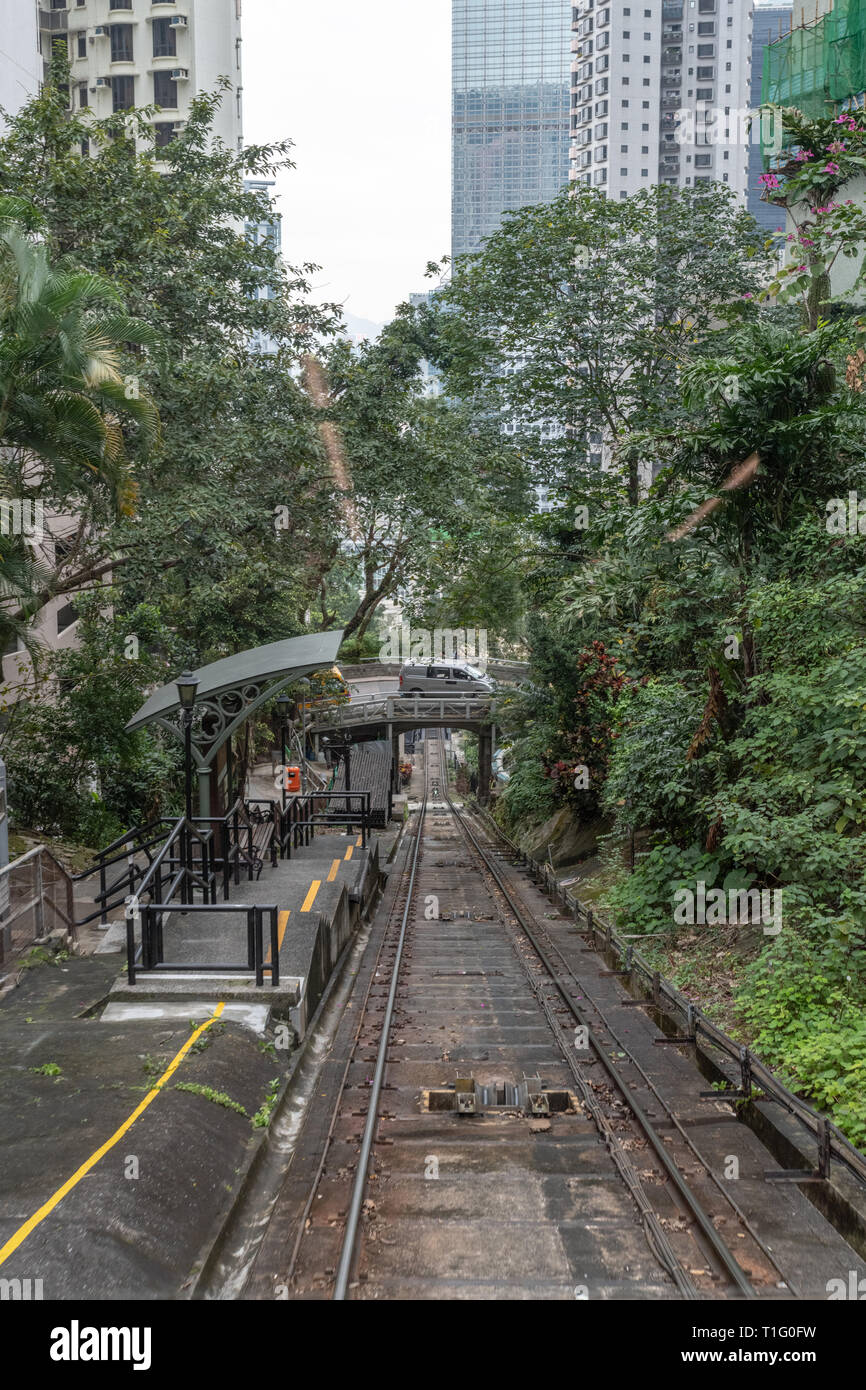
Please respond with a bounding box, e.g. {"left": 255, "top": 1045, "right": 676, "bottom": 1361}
{"left": 109, "top": 25, "right": 134, "bottom": 63}
{"left": 697, "top": 20, "right": 715, "bottom": 31}
{"left": 620, "top": 141, "right": 628, "bottom": 149}
{"left": 595, "top": 145, "right": 607, "bottom": 160}
{"left": 643, "top": 53, "right": 651, "bottom": 61}
{"left": 620, "top": 167, "right": 628, "bottom": 175}
{"left": 80, "top": 138, "right": 89, "bottom": 156}
{"left": 152, "top": 18, "right": 177, "bottom": 59}
{"left": 644, "top": 30, "right": 651, "bottom": 38}
{"left": 641, "top": 121, "right": 649, "bottom": 129}
{"left": 641, "top": 144, "right": 648, "bottom": 153}
{"left": 595, "top": 54, "right": 609, "bottom": 71}
{"left": 56, "top": 603, "right": 79, "bottom": 636}
{"left": 76, "top": 32, "right": 86, "bottom": 58}
{"left": 696, "top": 87, "right": 713, "bottom": 99}
{"left": 695, "top": 153, "right": 712, "bottom": 165}
{"left": 154, "top": 70, "right": 178, "bottom": 107}
{"left": 51, "top": 0, "right": 67, "bottom": 8}
{"left": 112, "top": 74, "right": 134, "bottom": 110}
{"left": 622, "top": 76, "right": 629, "bottom": 84}
{"left": 110, "top": 0, "right": 133, "bottom": 7}
{"left": 595, "top": 99, "right": 608, "bottom": 115}
{"left": 697, "top": 66, "right": 714, "bottom": 76}
{"left": 595, "top": 121, "right": 608, "bottom": 138}
{"left": 593, "top": 168, "right": 607, "bottom": 184}
{"left": 623, "top": 29, "right": 630, "bottom": 36}
{"left": 726, "top": 38, "right": 732, "bottom": 46}
{"left": 641, "top": 168, "right": 648, "bottom": 176}
{"left": 78, "top": 82, "right": 88, "bottom": 108}
{"left": 697, "top": 43, "right": 714, "bottom": 55}
{"left": 595, "top": 77, "right": 609, "bottom": 94}
{"left": 154, "top": 122, "right": 176, "bottom": 149}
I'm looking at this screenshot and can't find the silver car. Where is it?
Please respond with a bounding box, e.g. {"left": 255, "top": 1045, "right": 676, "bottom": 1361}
{"left": 399, "top": 660, "right": 494, "bottom": 697}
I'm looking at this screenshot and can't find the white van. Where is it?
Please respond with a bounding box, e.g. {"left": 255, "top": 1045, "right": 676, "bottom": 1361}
{"left": 399, "top": 660, "right": 494, "bottom": 697}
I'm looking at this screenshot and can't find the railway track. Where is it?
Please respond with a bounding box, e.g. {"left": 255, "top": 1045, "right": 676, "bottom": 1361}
{"left": 242, "top": 730, "right": 806, "bottom": 1302}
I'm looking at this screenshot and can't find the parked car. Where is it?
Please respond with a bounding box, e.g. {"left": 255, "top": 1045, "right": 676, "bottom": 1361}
{"left": 399, "top": 660, "right": 495, "bottom": 697}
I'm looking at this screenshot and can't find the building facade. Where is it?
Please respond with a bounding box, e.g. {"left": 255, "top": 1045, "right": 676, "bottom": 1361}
{"left": 570, "top": 0, "right": 754, "bottom": 201}
{"left": 37, "top": 0, "right": 243, "bottom": 153}
{"left": 245, "top": 177, "right": 281, "bottom": 355}
{"left": 0, "top": 1, "right": 41, "bottom": 123}
{"left": 452, "top": 0, "right": 573, "bottom": 259}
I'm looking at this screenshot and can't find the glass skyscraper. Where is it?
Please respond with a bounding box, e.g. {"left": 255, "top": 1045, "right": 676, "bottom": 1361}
{"left": 749, "top": 5, "right": 792, "bottom": 236}
{"left": 452, "top": 0, "right": 573, "bottom": 260}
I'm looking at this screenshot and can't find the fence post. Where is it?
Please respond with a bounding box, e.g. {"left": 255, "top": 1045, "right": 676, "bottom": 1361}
{"left": 34, "top": 852, "right": 45, "bottom": 941}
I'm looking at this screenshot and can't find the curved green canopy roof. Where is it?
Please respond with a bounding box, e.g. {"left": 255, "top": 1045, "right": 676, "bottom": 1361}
{"left": 125, "top": 630, "right": 344, "bottom": 739}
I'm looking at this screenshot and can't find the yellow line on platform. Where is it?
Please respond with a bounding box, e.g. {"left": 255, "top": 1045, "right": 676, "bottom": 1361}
{"left": 355, "top": 834, "right": 362, "bottom": 847}
{"left": 0, "top": 1002, "right": 226, "bottom": 1270}
{"left": 344, "top": 845, "right": 353, "bottom": 861}
{"left": 265, "top": 909, "right": 291, "bottom": 965}
{"left": 327, "top": 859, "right": 340, "bottom": 883}
{"left": 301, "top": 880, "right": 321, "bottom": 912}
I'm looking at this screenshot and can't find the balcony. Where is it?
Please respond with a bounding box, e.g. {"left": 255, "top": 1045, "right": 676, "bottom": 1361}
{"left": 39, "top": 9, "right": 68, "bottom": 30}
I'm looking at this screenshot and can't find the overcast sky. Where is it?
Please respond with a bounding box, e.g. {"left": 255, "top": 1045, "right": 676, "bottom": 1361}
{"left": 243, "top": 0, "right": 451, "bottom": 333}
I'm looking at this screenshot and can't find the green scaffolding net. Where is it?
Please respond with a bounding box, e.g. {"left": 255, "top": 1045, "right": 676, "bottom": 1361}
{"left": 762, "top": 0, "right": 866, "bottom": 116}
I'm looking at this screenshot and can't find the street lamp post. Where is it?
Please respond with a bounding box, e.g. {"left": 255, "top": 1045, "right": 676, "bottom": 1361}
{"left": 176, "top": 670, "right": 199, "bottom": 901}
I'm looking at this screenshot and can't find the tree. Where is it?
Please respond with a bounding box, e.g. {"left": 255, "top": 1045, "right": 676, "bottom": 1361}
{"left": 0, "top": 64, "right": 342, "bottom": 663}
{"left": 0, "top": 203, "right": 159, "bottom": 652}
{"left": 437, "top": 182, "right": 769, "bottom": 501}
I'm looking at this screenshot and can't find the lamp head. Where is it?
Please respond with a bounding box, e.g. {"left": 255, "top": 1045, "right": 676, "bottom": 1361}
{"left": 176, "top": 670, "right": 199, "bottom": 711}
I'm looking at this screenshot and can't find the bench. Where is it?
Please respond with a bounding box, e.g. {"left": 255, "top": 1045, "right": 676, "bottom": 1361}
{"left": 232, "top": 802, "right": 277, "bottom": 880}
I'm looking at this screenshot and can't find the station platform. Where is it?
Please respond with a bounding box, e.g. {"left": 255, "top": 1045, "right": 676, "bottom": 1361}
{"left": 106, "top": 827, "right": 381, "bottom": 1037}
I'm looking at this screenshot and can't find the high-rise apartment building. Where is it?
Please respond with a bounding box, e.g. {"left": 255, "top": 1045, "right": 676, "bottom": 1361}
{"left": 570, "top": 0, "right": 753, "bottom": 201}
{"left": 452, "top": 0, "right": 573, "bottom": 259}
{"left": 37, "top": 0, "right": 243, "bottom": 154}
{"left": 0, "top": 1, "right": 41, "bottom": 122}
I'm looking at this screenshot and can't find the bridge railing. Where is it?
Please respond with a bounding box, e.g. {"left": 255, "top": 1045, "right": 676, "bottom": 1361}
{"left": 308, "top": 694, "right": 496, "bottom": 733}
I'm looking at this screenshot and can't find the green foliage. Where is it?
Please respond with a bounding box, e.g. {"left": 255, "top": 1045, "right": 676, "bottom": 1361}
{"left": 252, "top": 1076, "right": 281, "bottom": 1129}
{"left": 173, "top": 1083, "right": 247, "bottom": 1117}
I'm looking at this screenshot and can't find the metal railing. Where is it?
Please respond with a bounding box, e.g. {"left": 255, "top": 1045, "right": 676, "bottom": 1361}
{"left": 127, "top": 902, "right": 279, "bottom": 987}
{"left": 123, "top": 814, "right": 279, "bottom": 987}
{"left": 307, "top": 694, "right": 496, "bottom": 734}
{"left": 0, "top": 846, "right": 75, "bottom": 972}
{"left": 278, "top": 791, "right": 371, "bottom": 857}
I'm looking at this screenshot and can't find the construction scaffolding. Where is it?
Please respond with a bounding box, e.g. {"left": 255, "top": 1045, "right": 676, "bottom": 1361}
{"left": 763, "top": 0, "right": 866, "bottom": 116}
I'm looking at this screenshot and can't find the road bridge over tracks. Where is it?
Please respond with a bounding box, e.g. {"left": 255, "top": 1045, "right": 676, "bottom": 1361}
{"left": 308, "top": 695, "right": 499, "bottom": 803}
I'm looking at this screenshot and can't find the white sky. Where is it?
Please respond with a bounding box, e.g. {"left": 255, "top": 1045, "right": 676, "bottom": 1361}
{"left": 242, "top": 0, "right": 452, "bottom": 331}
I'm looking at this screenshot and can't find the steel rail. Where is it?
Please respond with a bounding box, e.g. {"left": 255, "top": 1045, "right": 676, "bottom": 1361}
{"left": 332, "top": 749, "right": 428, "bottom": 1299}
{"left": 442, "top": 761, "right": 758, "bottom": 1300}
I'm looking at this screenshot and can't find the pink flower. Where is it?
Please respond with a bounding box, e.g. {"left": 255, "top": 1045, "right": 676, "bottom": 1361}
{"left": 742, "top": 292, "right": 753, "bottom": 299}
{"left": 759, "top": 172, "right": 781, "bottom": 188}
{"left": 824, "top": 161, "right": 841, "bottom": 174}
{"left": 827, "top": 141, "right": 847, "bottom": 154}
{"left": 797, "top": 264, "right": 807, "bottom": 271}
{"left": 794, "top": 149, "right": 814, "bottom": 161}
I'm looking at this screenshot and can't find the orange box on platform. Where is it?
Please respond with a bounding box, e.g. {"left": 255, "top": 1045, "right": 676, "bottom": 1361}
{"left": 284, "top": 766, "right": 301, "bottom": 793}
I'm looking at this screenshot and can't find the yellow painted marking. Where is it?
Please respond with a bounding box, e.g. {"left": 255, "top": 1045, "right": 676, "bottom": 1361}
{"left": 355, "top": 834, "right": 362, "bottom": 847}
{"left": 301, "top": 880, "right": 321, "bottom": 912}
{"left": 327, "top": 858, "right": 341, "bottom": 883}
{"left": 265, "top": 909, "right": 291, "bottom": 965}
{"left": 0, "top": 1003, "right": 226, "bottom": 1269}
{"left": 344, "top": 845, "right": 354, "bottom": 861}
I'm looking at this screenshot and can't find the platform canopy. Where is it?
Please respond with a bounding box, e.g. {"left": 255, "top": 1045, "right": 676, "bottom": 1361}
{"left": 125, "top": 630, "right": 344, "bottom": 810}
